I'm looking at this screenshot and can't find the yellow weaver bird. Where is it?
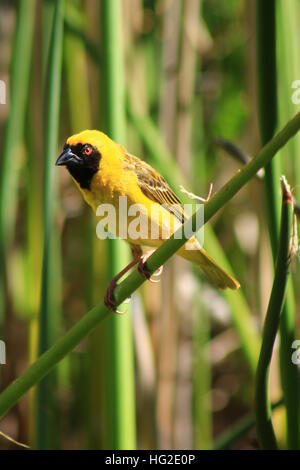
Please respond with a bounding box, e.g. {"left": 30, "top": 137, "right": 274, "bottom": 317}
{"left": 56, "top": 130, "right": 239, "bottom": 311}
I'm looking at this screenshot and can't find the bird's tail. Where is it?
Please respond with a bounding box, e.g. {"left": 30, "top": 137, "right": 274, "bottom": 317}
{"left": 177, "top": 240, "right": 240, "bottom": 290}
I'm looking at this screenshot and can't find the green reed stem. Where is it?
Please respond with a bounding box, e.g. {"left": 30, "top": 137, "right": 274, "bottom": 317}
{"left": 0, "top": 0, "right": 36, "bottom": 324}
{"left": 127, "top": 105, "right": 260, "bottom": 372}
{"left": 256, "top": 1, "right": 280, "bottom": 249}
{"left": 64, "top": 0, "right": 95, "bottom": 447}
{"left": 256, "top": 0, "right": 300, "bottom": 448}
{"left": 0, "top": 110, "right": 300, "bottom": 420}
{"left": 35, "top": 0, "right": 64, "bottom": 449}
{"left": 276, "top": 3, "right": 300, "bottom": 449}
{"left": 276, "top": 0, "right": 300, "bottom": 202}
{"left": 100, "top": 0, "right": 136, "bottom": 450}
{"left": 255, "top": 177, "right": 293, "bottom": 449}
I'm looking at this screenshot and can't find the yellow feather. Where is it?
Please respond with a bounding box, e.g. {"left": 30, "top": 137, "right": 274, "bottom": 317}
{"left": 62, "top": 130, "right": 240, "bottom": 290}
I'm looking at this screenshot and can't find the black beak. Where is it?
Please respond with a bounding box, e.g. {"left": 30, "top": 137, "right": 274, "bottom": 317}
{"left": 56, "top": 147, "right": 80, "bottom": 166}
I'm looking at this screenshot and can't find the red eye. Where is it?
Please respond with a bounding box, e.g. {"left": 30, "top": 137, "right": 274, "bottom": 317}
{"left": 83, "top": 145, "right": 92, "bottom": 156}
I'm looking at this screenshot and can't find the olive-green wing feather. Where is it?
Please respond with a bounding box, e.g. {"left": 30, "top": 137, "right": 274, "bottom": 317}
{"left": 122, "top": 151, "right": 185, "bottom": 223}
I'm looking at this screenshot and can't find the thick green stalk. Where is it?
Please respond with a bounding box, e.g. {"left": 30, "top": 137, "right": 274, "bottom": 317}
{"left": 256, "top": 1, "right": 280, "bottom": 249}
{"left": 25, "top": 87, "right": 43, "bottom": 447}
{"left": 0, "top": 304, "right": 109, "bottom": 420}
{"left": 256, "top": 0, "right": 300, "bottom": 448}
{"left": 0, "top": 110, "right": 300, "bottom": 419}
{"left": 0, "top": 0, "right": 36, "bottom": 323}
{"left": 127, "top": 106, "right": 260, "bottom": 372}
{"left": 276, "top": 0, "right": 300, "bottom": 202}
{"left": 42, "top": 0, "right": 56, "bottom": 84}
{"left": 64, "top": 0, "right": 96, "bottom": 448}
{"left": 278, "top": 281, "right": 299, "bottom": 448}
{"left": 35, "top": 0, "right": 64, "bottom": 449}
{"left": 100, "top": 0, "right": 136, "bottom": 450}
{"left": 276, "top": 2, "right": 300, "bottom": 449}
{"left": 255, "top": 178, "right": 293, "bottom": 449}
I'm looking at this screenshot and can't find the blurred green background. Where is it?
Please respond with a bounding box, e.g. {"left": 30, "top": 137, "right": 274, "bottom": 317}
{"left": 0, "top": 0, "right": 299, "bottom": 450}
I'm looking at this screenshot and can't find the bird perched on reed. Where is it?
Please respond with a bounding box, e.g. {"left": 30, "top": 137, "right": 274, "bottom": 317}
{"left": 56, "top": 130, "right": 239, "bottom": 311}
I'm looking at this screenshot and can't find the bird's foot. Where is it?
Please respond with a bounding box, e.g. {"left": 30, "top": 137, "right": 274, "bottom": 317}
{"left": 104, "top": 250, "right": 163, "bottom": 313}
{"left": 104, "top": 278, "right": 124, "bottom": 314}
{"left": 104, "top": 257, "right": 139, "bottom": 314}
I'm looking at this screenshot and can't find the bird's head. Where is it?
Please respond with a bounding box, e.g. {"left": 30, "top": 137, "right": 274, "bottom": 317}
{"left": 56, "top": 130, "right": 114, "bottom": 189}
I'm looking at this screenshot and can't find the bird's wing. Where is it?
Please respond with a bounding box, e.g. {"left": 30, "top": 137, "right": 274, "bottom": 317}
{"left": 122, "top": 151, "right": 186, "bottom": 223}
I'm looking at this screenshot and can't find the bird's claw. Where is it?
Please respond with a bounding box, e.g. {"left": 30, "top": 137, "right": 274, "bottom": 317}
{"left": 104, "top": 252, "right": 163, "bottom": 313}
{"left": 104, "top": 280, "right": 124, "bottom": 314}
